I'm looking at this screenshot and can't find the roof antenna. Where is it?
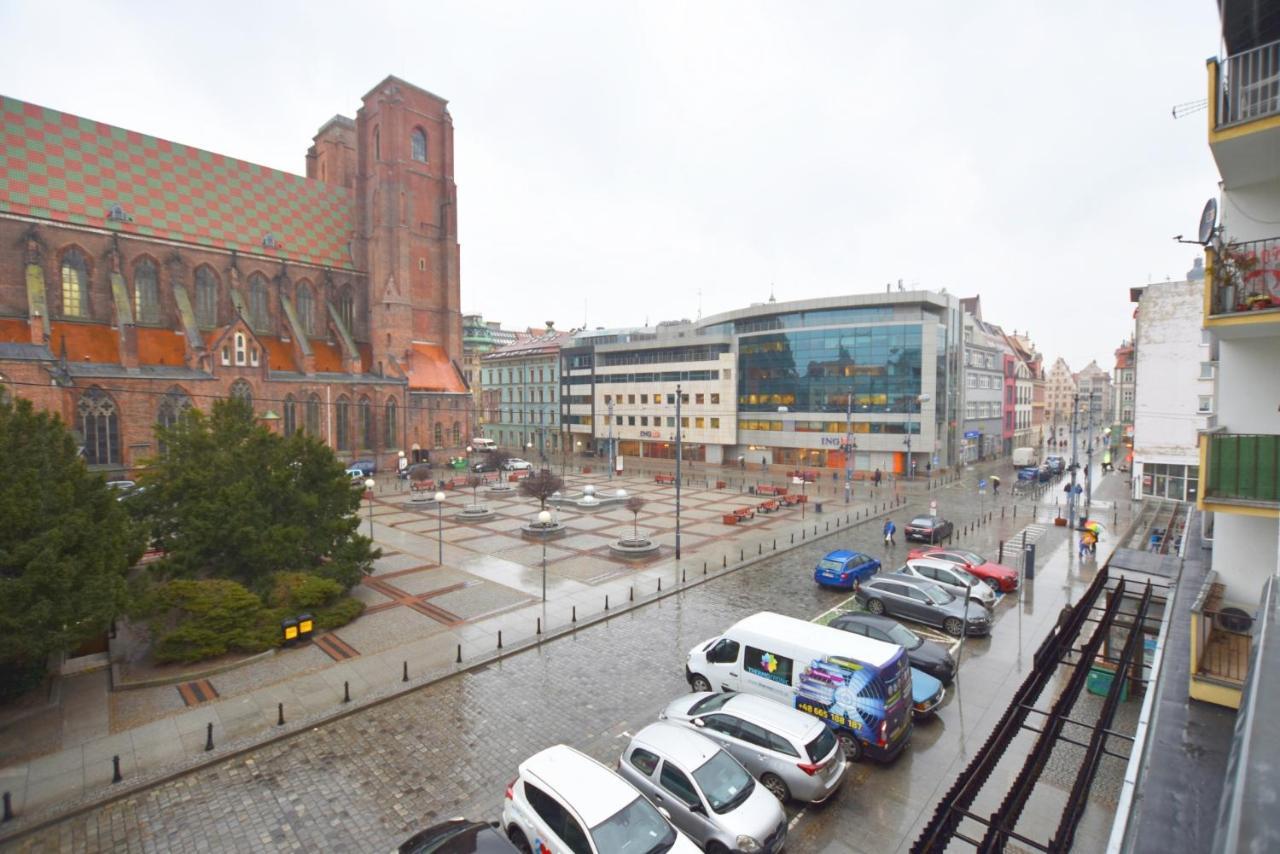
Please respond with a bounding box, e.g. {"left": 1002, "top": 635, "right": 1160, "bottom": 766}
{"left": 697, "top": 288, "right": 703, "bottom": 321}
{"left": 768, "top": 283, "right": 776, "bottom": 304}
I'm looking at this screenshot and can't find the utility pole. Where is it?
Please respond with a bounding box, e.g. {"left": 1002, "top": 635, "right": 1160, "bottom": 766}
{"left": 675, "top": 384, "right": 683, "bottom": 560}
{"left": 1068, "top": 392, "right": 1080, "bottom": 529}
{"left": 1085, "top": 392, "right": 1096, "bottom": 518}
{"left": 607, "top": 399, "right": 615, "bottom": 481}
{"left": 844, "top": 385, "right": 854, "bottom": 504}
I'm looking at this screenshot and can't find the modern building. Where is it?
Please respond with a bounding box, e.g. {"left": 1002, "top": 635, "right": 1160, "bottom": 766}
{"left": 481, "top": 328, "right": 572, "bottom": 460}
{"left": 958, "top": 298, "right": 1005, "bottom": 463}
{"left": 0, "top": 77, "right": 471, "bottom": 474}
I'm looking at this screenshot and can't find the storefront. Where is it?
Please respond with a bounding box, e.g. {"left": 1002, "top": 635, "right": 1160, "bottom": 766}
{"left": 616, "top": 439, "right": 706, "bottom": 462}
{"left": 1137, "top": 462, "right": 1200, "bottom": 502}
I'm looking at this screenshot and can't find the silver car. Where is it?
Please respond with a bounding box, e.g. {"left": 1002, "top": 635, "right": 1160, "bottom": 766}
{"left": 894, "top": 558, "right": 997, "bottom": 610}
{"left": 620, "top": 723, "right": 787, "bottom": 854}
{"left": 660, "top": 692, "right": 846, "bottom": 805}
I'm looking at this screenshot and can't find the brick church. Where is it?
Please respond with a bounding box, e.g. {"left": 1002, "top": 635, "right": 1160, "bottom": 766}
{"left": 0, "top": 76, "right": 471, "bottom": 474}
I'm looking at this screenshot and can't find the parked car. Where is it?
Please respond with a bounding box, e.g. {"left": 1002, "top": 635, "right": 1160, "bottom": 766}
{"left": 472, "top": 461, "right": 497, "bottom": 473}
{"left": 659, "top": 692, "right": 847, "bottom": 804}
{"left": 502, "top": 458, "right": 533, "bottom": 471}
{"left": 813, "top": 549, "right": 880, "bottom": 589}
{"left": 346, "top": 459, "right": 376, "bottom": 477}
{"left": 348, "top": 469, "right": 372, "bottom": 486}
{"left": 854, "top": 575, "right": 991, "bottom": 637}
{"left": 904, "top": 515, "right": 954, "bottom": 544}
{"left": 828, "top": 612, "right": 957, "bottom": 684}
{"left": 1016, "top": 466, "right": 1040, "bottom": 482}
{"left": 399, "top": 819, "right": 517, "bottom": 854}
{"left": 502, "top": 744, "right": 699, "bottom": 854}
{"left": 618, "top": 722, "right": 787, "bottom": 854}
{"left": 1045, "top": 455, "right": 1066, "bottom": 475}
{"left": 893, "top": 558, "right": 997, "bottom": 610}
{"left": 907, "top": 547, "right": 1020, "bottom": 593}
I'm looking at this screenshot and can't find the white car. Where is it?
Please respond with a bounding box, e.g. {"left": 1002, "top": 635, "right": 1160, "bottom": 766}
{"left": 894, "top": 557, "right": 997, "bottom": 610}
{"left": 503, "top": 744, "right": 699, "bottom": 854}
{"left": 502, "top": 458, "right": 533, "bottom": 471}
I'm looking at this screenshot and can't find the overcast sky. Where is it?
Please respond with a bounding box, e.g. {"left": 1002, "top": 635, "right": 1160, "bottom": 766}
{"left": 1, "top": 1, "right": 1223, "bottom": 371}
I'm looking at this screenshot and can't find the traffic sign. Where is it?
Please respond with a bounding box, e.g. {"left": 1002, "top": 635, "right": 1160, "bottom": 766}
{"left": 930, "top": 500, "right": 938, "bottom": 516}
{"left": 979, "top": 479, "right": 988, "bottom": 488}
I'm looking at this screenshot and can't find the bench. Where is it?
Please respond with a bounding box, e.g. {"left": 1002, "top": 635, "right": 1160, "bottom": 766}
{"left": 410, "top": 480, "right": 437, "bottom": 502}
{"left": 733, "top": 507, "right": 755, "bottom": 520}
{"left": 655, "top": 474, "right": 676, "bottom": 485}
{"left": 756, "top": 484, "right": 782, "bottom": 495}
{"left": 722, "top": 514, "right": 739, "bottom": 525}
{"left": 758, "top": 499, "right": 779, "bottom": 513}
{"left": 508, "top": 470, "right": 531, "bottom": 482}
{"left": 783, "top": 494, "right": 807, "bottom": 506}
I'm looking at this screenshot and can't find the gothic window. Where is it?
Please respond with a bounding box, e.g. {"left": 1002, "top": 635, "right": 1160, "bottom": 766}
{"left": 283, "top": 394, "right": 297, "bottom": 437}
{"left": 373, "top": 126, "right": 380, "bottom": 161}
{"left": 195, "top": 266, "right": 218, "bottom": 327}
{"left": 61, "top": 247, "right": 89, "bottom": 318}
{"left": 296, "top": 283, "right": 314, "bottom": 335}
{"left": 234, "top": 332, "right": 248, "bottom": 366}
{"left": 451, "top": 421, "right": 461, "bottom": 446}
{"left": 411, "top": 127, "right": 427, "bottom": 163}
{"left": 248, "top": 273, "right": 269, "bottom": 331}
{"left": 133, "top": 258, "right": 159, "bottom": 324}
{"left": 306, "top": 393, "right": 321, "bottom": 435}
{"left": 78, "top": 387, "right": 119, "bottom": 465}
{"left": 338, "top": 286, "right": 355, "bottom": 333}
{"left": 359, "top": 396, "right": 373, "bottom": 449}
{"left": 335, "top": 395, "right": 351, "bottom": 450}
{"left": 384, "top": 397, "right": 398, "bottom": 447}
{"left": 230, "top": 378, "right": 253, "bottom": 407}
{"left": 156, "top": 387, "right": 192, "bottom": 455}
{"left": 433, "top": 422, "right": 443, "bottom": 449}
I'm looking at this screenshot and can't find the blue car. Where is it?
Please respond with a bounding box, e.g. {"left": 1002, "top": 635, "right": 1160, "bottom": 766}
{"left": 910, "top": 667, "right": 945, "bottom": 718}
{"left": 813, "top": 550, "right": 880, "bottom": 589}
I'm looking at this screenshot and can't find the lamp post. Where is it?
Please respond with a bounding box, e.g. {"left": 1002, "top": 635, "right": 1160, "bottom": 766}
{"left": 843, "top": 384, "right": 854, "bottom": 504}
{"left": 793, "top": 476, "right": 806, "bottom": 520}
{"left": 538, "top": 509, "right": 551, "bottom": 602}
{"left": 675, "top": 383, "right": 683, "bottom": 560}
{"left": 904, "top": 393, "right": 931, "bottom": 479}
{"left": 434, "top": 490, "right": 446, "bottom": 565}
{"left": 364, "top": 478, "right": 376, "bottom": 539}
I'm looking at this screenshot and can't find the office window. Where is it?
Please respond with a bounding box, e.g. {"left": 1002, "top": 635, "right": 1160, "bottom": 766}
{"left": 666, "top": 417, "right": 675, "bottom": 427}
{"left": 1198, "top": 396, "right": 1213, "bottom": 413}
{"left": 695, "top": 417, "right": 705, "bottom": 428}
{"left": 695, "top": 393, "right": 704, "bottom": 404}
{"left": 710, "top": 417, "right": 720, "bottom": 428}
{"left": 628, "top": 394, "right": 636, "bottom": 404}
{"left": 640, "top": 416, "right": 648, "bottom": 426}
{"left": 681, "top": 417, "right": 689, "bottom": 427}
{"left": 640, "top": 394, "right": 648, "bottom": 404}
{"left": 628, "top": 416, "right": 636, "bottom": 425}
{"left": 667, "top": 394, "right": 675, "bottom": 405}
{"left": 616, "top": 416, "right": 622, "bottom": 425}
{"left": 1200, "top": 362, "right": 1215, "bottom": 379}
{"left": 710, "top": 393, "right": 720, "bottom": 405}
{"left": 604, "top": 394, "right": 611, "bottom": 404}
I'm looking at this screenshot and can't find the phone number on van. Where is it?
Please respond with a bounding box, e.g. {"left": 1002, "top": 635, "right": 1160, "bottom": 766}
{"left": 796, "top": 701, "right": 862, "bottom": 731}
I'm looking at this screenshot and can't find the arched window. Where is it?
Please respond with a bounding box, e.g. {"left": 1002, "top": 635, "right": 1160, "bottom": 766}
{"left": 61, "top": 248, "right": 89, "bottom": 318}
{"left": 359, "top": 396, "right": 373, "bottom": 449}
{"left": 338, "top": 285, "right": 355, "bottom": 333}
{"left": 305, "top": 393, "right": 321, "bottom": 435}
{"left": 248, "top": 273, "right": 269, "bottom": 331}
{"left": 296, "top": 283, "right": 314, "bottom": 335}
{"left": 433, "top": 422, "right": 444, "bottom": 449}
{"left": 411, "top": 127, "right": 427, "bottom": 163}
{"left": 384, "top": 397, "right": 398, "bottom": 447}
{"left": 283, "top": 394, "right": 297, "bottom": 437}
{"left": 156, "top": 386, "right": 192, "bottom": 456}
{"left": 78, "top": 387, "right": 119, "bottom": 465}
{"left": 229, "top": 378, "right": 253, "bottom": 407}
{"left": 195, "top": 266, "right": 218, "bottom": 328}
{"left": 373, "top": 126, "right": 380, "bottom": 161}
{"left": 451, "top": 421, "right": 461, "bottom": 446}
{"left": 335, "top": 395, "right": 351, "bottom": 450}
{"left": 133, "top": 258, "right": 159, "bottom": 324}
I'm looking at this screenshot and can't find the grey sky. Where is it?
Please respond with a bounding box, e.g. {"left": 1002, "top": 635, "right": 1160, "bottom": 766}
{"left": 1, "top": 1, "right": 1222, "bottom": 371}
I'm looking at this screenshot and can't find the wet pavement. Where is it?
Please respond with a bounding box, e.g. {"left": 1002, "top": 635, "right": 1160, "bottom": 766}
{"left": 2, "top": 460, "right": 1134, "bottom": 852}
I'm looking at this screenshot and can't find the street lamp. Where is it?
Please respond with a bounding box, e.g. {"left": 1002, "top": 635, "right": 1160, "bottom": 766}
{"left": 364, "top": 478, "right": 376, "bottom": 539}
{"left": 538, "top": 509, "right": 551, "bottom": 602}
{"left": 793, "top": 476, "right": 806, "bottom": 520}
{"left": 551, "top": 491, "right": 562, "bottom": 524}
{"left": 904, "top": 393, "right": 931, "bottom": 479}
{"left": 434, "top": 490, "right": 446, "bottom": 565}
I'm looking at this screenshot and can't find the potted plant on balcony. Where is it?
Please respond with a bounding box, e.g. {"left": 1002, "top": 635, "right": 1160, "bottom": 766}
{"left": 1213, "top": 239, "right": 1262, "bottom": 313}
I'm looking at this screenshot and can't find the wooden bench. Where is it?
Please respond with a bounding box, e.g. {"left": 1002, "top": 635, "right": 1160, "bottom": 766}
{"left": 756, "top": 484, "right": 782, "bottom": 496}
{"left": 410, "top": 480, "right": 437, "bottom": 502}
{"left": 655, "top": 474, "right": 676, "bottom": 485}
{"left": 757, "top": 499, "right": 779, "bottom": 513}
{"left": 508, "top": 470, "right": 531, "bottom": 482}
{"left": 722, "top": 514, "right": 739, "bottom": 525}
{"left": 733, "top": 507, "right": 755, "bottom": 520}
{"left": 782, "top": 494, "right": 807, "bottom": 506}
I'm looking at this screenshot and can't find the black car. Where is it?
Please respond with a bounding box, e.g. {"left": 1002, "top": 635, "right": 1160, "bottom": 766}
{"left": 399, "top": 819, "right": 516, "bottom": 854}
{"left": 904, "top": 515, "right": 954, "bottom": 544}
{"left": 472, "top": 461, "right": 497, "bottom": 473}
{"left": 854, "top": 575, "right": 991, "bottom": 637}
{"left": 829, "top": 612, "right": 956, "bottom": 684}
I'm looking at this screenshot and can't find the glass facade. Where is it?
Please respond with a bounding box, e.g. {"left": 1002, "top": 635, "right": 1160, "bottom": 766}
{"left": 738, "top": 325, "right": 923, "bottom": 412}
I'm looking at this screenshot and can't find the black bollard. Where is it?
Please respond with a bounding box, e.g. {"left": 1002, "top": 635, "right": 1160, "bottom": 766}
{"left": 758, "top": 543, "right": 762, "bottom": 555}
{"left": 740, "top": 548, "right": 744, "bottom": 561}
{"left": 112, "top": 754, "right": 122, "bottom": 783}
{"left": 703, "top": 561, "right": 707, "bottom": 572}
{"left": 658, "top": 578, "right": 662, "bottom": 592}
{"left": 205, "top": 722, "right": 214, "bottom": 751}
{"left": 723, "top": 555, "right": 728, "bottom": 567}
{"left": 630, "top": 587, "right": 635, "bottom": 602}
{"left": 456, "top": 643, "right": 462, "bottom": 663}
{"left": 605, "top": 595, "right": 610, "bottom": 610}
{"left": 802, "top": 529, "right": 806, "bottom": 540}
{"left": 343, "top": 682, "right": 350, "bottom": 703}
{"left": 682, "top": 569, "right": 686, "bottom": 583}
{"left": 791, "top": 533, "right": 794, "bottom": 544}
{"left": 572, "top": 605, "right": 577, "bottom": 622}
{"left": 773, "top": 538, "right": 777, "bottom": 550}
{"left": 278, "top": 702, "right": 285, "bottom": 726}
{"left": 1002, "top": 506, "right": 1006, "bottom": 518}
{"left": 826, "top": 522, "right": 829, "bottom": 531}
{"left": 498, "top": 630, "right": 503, "bottom": 649}
{"left": 537, "top": 616, "right": 543, "bottom": 634}
{"left": 403, "top": 661, "right": 409, "bottom": 682}
{"left": 998, "top": 540, "right": 1005, "bottom": 563}
{"left": 3, "top": 791, "right": 12, "bottom": 823}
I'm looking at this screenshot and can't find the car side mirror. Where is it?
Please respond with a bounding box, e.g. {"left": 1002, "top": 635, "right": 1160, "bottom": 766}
{"left": 692, "top": 717, "right": 706, "bottom": 728}
{"left": 687, "top": 800, "right": 705, "bottom": 815}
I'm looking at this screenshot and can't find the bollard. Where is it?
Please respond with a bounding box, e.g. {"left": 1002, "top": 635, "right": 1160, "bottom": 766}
{"left": 703, "top": 561, "right": 707, "bottom": 573}
{"left": 741, "top": 548, "right": 744, "bottom": 561}
{"left": 773, "top": 538, "right": 777, "bottom": 550}
{"left": 537, "top": 616, "right": 543, "bottom": 634}
{"left": 403, "top": 661, "right": 409, "bottom": 682}
{"left": 456, "top": 643, "right": 462, "bottom": 663}
{"left": 658, "top": 578, "right": 663, "bottom": 592}
{"left": 1014, "top": 505, "right": 1017, "bottom": 517}
{"left": 630, "top": 587, "right": 635, "bottom": 602}
{"left": 791, "top": 533, "right": 794, "bottom": 544}
{"left": 723, "top": 555, "right": 728, "bottom": 567}
{"left": 1022, "top": 529, "right": 1028, "bottom": 548}
{"left": 1002, "top": 506, "right": 1006, "bottom": 518}
{"left": 572, "top": 605, "right": 577, "bottom": 622}
{"left": 826, "top": 522, "right": 829, "bottom": 531}
{"left": 498, "top": 630, "right": 504, "bottom": 649}
{"left": 3, "top": 791, "right": 12, "bottom": 823}
{"left": 112, "top": 754, "right": 122, "bottom": 784}
{"left": 605, "top": 595, "right": 610, "bottom": 611}
{"left": 343, "top": 682, "right": 351, "bottom": 703}
{"left": 998, "top": 540, "right": 1005, "bottom": 564}
{"left": 758, "top": 543, "right": 762, "bottom": 555}
{"left": 682, "top": 569, "right": 686, "bottom": 583}
{"left": 205, "top": 722, "right": 215, "bottom": 751}
{"left": 278, "top": 702, "right": 285, "bottom": 726}
{"left": 802, "top": 529, "right": 806, "bottom": 540}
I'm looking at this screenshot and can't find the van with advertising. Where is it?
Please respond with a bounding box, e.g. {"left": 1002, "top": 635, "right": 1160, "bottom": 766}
{"left": 685, "top": 612, "right": 913, "bottom": 762}
{"left": 471, "top": 437, "right": 497, "bottom": 451}
{"left": 1011, "top": 447, "right": 1039, "bottom": 467}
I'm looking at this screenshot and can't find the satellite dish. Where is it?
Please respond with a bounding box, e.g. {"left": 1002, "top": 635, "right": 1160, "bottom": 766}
{"left": 1198, "top": 198, "right": 1218, "bottom": 245}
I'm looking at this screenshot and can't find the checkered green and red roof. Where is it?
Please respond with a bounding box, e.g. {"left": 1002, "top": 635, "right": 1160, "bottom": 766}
{"left": 0, "top": 96, "right": 356, "bottom": 270}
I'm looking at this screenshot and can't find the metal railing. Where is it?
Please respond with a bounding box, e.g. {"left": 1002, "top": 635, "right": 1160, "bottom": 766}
{"left": 1209, "top": 237, "right": 1280, "bottom": 315}
{"left": 1217, "top": 39, "right": 1280, "bottom": 128}
{"left": 1205, "top": 433, "right": 1280, "bottom": 504}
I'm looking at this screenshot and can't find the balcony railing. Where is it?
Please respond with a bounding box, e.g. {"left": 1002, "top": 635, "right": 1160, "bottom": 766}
{"left": 1217, "top": 38, "right": 1280, "bottom": 128}
{"left": 1205, "top": 433, "right": 1280, "bottom": 504}
{"left": 1209, "top": 237, "right": 1280, "bottom": 316}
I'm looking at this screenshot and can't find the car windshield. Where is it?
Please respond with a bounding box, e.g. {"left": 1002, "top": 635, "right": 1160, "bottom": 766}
{"left": 591, "top": 796, "right": 677, "bottom": 854}
{"left": 953, "top": 567, "right": 982, "bottom": 587}
{"left": 689, "top": 693, "right": 735, "bottom": 715}
{"left": 922, "top": 584, "right": 953, "bottom": 605}
{"left": 849, "top": 553, "right": 869, "bottom": 564}
{"left": 693, "top": 750, "right": 755, "bottom": 814}
{"left": 885, "top": 623, "right": 921, "bottom": 649}
{"left": 805, "top": 726, "right": 838, "bottom": 763}
{"left": 817, "top": 558, "right": 845, "bottom": 571}
{"left": 954, "top": 551, "right": 984, "bottom": 565}
{"left": 909, "top": 517, "right": 933, "bottom": 527}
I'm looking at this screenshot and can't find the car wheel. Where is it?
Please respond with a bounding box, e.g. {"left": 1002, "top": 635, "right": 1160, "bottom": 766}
{"left": 984, "top": 578, "right": 1001, "bottom": 593}
{"left": 507, "top": 827, "right": 532, "bottom": 854}
{"left": 944, "top": 617, "right": 964, "bottom": 637}
{"left": 690, "top": 674, "right": 712, "bottom": 693}
{"left": 837, "top": 731, "right": 863, "bottom": 762}
{"left": 705, "top": 843, "right": 730, "bottom": 854}
{"left": 761, "top": 773, "right": 790, "bottom": 803}
{"left": 867, "top": 598, "right": 886, "bottom": 615}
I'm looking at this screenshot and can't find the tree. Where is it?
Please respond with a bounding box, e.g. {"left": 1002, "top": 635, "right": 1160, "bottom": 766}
{"left": 0, "top": 396, "right": 144, "bottom": 694}
{"left": 626, "top": 496, "right": 646, "bottom": 540}
{"left": 133, "top": 398, "right": 377, "bottom": 591}
{"left": 519, "top": 469, "right": 564, "bottom": 512}
{"left": 467, "top": 474, "right": 485, "bottom": 506}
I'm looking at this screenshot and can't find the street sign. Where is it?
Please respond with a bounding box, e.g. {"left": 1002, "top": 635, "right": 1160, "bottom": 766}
{"left": 979, "top": 479, "right": 988, "bottom": 488}
{"left": 930, "top": 500, "right": 937, "bottom": 516}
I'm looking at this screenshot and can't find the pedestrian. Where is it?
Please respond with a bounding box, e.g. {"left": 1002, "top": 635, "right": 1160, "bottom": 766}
{"left": 1080, "top": 529, "right": 1097, "bottom": 560}
{"left": 992, "top": 475, "right": 1001, "bottom": 496}
{"left": 883, "top": 518, "right": 897, "bottom": 547}
{"left": 873, "top": 468, "right": 882, "bottom": 489}
{"left": 762, "top": 456, "right": 768, "bottom": 473}
{"left": 739, "top": 455, "right": 746, "bottom": 471}
{"left": 832, "top": 470, "right": 838, "bottom": 483}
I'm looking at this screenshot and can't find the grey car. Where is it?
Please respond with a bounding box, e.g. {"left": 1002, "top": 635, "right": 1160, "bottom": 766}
{"left": 855, "top": 575, "right": 991, "bottom": 637}
{"left": 659, "top": 692, "right": 847, "bottom": 805}
{"left": 620, "top": 722, "right": 787, "bottom": 854}
{"left": 893, "top": 558, "right": 997, "bottom": 610}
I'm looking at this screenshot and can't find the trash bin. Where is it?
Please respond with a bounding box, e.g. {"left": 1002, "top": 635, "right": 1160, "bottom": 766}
{"left": 815, "top": 502, "right": 824, "bottom": 513}
{"left": 1023, "top": 543, "right": 1036, "bottom": 580}
{"left": 748, "top": 486, "right": 756, "bottom": 495}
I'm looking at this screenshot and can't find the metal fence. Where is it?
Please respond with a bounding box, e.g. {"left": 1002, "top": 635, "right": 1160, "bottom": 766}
{"left": 1218, "top": 39, "right": 1280, "bottom": 127}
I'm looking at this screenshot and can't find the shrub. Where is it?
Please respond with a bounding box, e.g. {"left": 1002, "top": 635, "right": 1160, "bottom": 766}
{"left": 267, "top": 572, "right": 344, "bottom": 610}
{"left": 150, "top": 579, "right": 277, "bottom": 663}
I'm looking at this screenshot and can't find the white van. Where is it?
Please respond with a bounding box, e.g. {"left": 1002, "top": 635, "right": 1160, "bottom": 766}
{"left": 685, "top": 612, "right": 913, "bottom": 762}
{"left": 1011, "top": 447, "right": 1039, "bottom": 467}
{"left": 471, "top": 437, "right": 497, "bottom": 451}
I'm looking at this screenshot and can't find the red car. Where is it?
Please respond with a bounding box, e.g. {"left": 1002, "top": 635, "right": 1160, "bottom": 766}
{"left": 907, "top": 547, "right": 1019, "bottom": 592}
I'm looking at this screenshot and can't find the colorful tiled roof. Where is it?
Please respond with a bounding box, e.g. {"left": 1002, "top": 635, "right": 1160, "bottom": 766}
{"left": 0, "top": 97, "right": 356, "bottom": 270}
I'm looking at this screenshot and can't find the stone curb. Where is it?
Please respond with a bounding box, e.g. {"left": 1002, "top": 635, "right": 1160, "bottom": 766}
{"left": 109, "top": 649, "right": 279, "bottom": 692}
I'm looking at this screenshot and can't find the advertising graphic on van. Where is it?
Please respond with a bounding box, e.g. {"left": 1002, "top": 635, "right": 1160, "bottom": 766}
{"left": 745, "top": 647, "right": 793, "bottom": 685}
{"left": 795, "top": 654, "right": 909, "bottom": 736}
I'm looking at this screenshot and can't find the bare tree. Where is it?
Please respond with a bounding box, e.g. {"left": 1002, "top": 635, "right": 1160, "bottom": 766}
{"left": 467, "top": 474, "right": 484, "bottom": 505}
{"left": 519, "top": 469, "right": 565, "bottom": 512}
{"left": 626, "top": 496, "right": 646, "bottom": 540}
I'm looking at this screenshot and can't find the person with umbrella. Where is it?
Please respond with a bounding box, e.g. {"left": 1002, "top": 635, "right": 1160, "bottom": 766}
{"left": 991, "top": 475, "right": 1001, "bottom": 496}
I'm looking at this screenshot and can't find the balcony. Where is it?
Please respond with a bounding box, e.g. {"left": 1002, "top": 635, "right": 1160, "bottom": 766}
{"left": 1199, "top": 432, "right": 1280, "bottom": 515}
{"left": 1208, "top": 40, "right": 1280, "bottom": 187}
{"left": 1205, "top": 238, "right": 1280, "bottom": 328}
